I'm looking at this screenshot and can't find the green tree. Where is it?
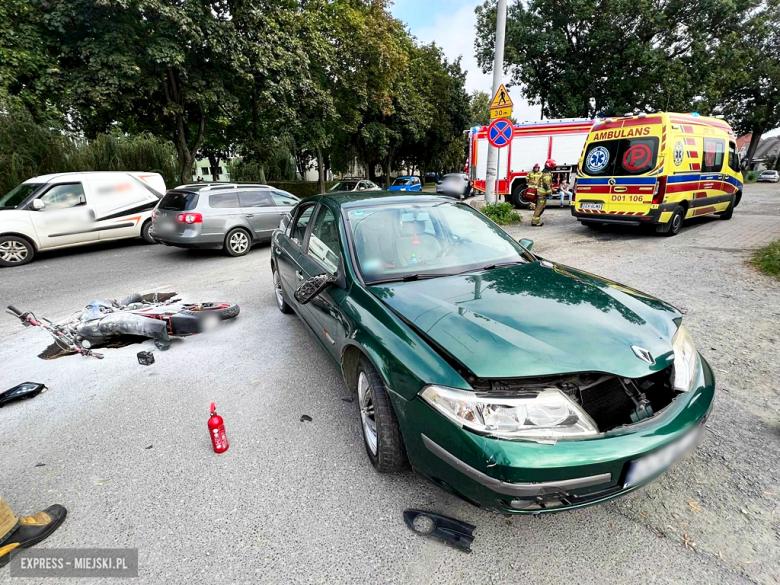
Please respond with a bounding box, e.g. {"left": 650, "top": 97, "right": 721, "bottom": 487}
{"left": 475, "top": 0, "right": 754, "bottom": 119}
{"left": 713, "top": 1, "right": 780, "bottom": 164}
{"left": 469, "top": 91, "right": 491, "bottom": 126}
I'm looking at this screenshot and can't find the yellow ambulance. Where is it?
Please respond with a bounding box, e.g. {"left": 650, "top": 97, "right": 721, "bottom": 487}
{"left": 572, "top": 112, "right": 744, "bottom": 236}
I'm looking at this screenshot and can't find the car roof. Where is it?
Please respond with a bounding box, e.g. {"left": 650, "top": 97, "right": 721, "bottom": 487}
{"left": 172, "top": 182, "right": 273, "bottom": 193}
{"left": 314, "top": 191, "right": 450, "bottom": 208}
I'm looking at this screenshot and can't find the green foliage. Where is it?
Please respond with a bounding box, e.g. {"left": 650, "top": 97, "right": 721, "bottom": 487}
{"left": 475, "top": 0, "right": 755, "bottom": 118}
{"left": 0, "top": 99, "right": 177, "bottom": 194}
{"left": 745, "top": 171, "right": 759, "bottom": 183}
{"left": 751, "top": 240, "right": 780, "bottom": 279}
{"left": 266, "top": 181, "right": 339, "bottom": 198}
{"left": 469, "top": 91, "right": 491, "bottom": 127}
{"left": 481, "top": 202, "right": 522, "bottom": 225}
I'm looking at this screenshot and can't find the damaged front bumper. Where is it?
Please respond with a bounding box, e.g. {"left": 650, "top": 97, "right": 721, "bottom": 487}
{"left": 402, "top": 356, "right": 715, "bottom": 514}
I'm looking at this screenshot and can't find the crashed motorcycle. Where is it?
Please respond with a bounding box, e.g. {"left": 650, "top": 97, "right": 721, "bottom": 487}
{"left": 6, "top": 293, "right": 239, "bottom": 358}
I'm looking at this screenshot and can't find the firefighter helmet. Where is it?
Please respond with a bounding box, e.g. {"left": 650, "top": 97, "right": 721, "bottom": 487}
{"left": 545, "top": 159, "right": 557, "bottom": 169}
{"left": 533, "top": 163, "right": 540, "bottom": 171}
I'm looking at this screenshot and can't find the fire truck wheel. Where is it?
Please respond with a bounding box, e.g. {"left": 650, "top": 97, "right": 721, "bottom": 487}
{"left": 511, "top": 184, "right": 531, "bottom": 209}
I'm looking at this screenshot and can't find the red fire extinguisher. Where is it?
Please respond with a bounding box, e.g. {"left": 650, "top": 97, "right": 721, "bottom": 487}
{"left": 208, "top": 402, "right": 229, "bottom": 453}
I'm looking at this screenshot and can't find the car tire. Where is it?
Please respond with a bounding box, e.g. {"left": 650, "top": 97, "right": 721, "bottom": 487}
{"left": 357, "top": 356, "right": 407, "bottom": 473}
{"left": 273, "top": 265, "right": 292, "bottom": 314}
{"left": 657, "top": 205, "right": 684, "bottom": 237}
{"left": 719, "top": 196, "right": 735, "bottom": 220}
{"left": 140, "top": 219, "right": 156, "bottom": 244}
{"left": 182, "top": 302, "right": 240, "bottom": 320}
{"left": 0, "top": 235, "right": 35, "bottom": 267}
{"left": 224, "top": 228, "right": 252, "bottom": 257}
{"left": 510, "top": 184, "right": 531, "bottom": 209}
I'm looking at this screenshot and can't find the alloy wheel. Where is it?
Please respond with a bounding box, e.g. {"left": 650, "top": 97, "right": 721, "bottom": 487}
{"left": 358, "top": 371, "right": 378, "bottom": 456}
{"left": 230, "top": 232, "right": 249, "bottom": 254}
{"left": 0, "top": 240, "right": 29, "bottom": 263}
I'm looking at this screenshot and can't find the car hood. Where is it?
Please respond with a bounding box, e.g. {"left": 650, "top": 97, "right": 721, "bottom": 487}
{"left": 370, "top": 262, "right": 681, "bottom": 380}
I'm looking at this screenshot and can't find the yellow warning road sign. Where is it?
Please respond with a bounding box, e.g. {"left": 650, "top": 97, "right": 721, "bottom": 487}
{"left": 490, "top": 106, "right": 513, "bottom": 120}
{"left": 489, "top": 84, "right": 513, "bottom": 109}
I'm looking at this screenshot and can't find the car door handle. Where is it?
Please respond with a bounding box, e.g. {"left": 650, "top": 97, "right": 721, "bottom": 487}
{"left": 88, "top": 209, "right": 95, "bottom": 220}
{"left": 245, "top": 214, "right": 254, "bottom": 218}
{"left": 295, "top": 271, "right": 304, "bottom": 281}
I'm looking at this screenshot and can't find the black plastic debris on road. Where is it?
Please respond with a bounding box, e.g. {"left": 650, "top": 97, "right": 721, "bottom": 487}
{"left": 137, "top": 351, "right": 155, "bottom": 366}
{"left": 0, "top": 382, "right": 47, "bottom": 408}
{"left": 35, "top": 463, "right": 46, "bottom": 467}
{"left": 341, "top": 397, "right": 354, "bottom": 403}
{"left": 300, "top": 415, "right": 313, "bottom": 422}
{"left": 403, "top": 509, "right": 476, "bottom": 553}
{"left": 145, "top": 445, "right": 153, "bottom": 450}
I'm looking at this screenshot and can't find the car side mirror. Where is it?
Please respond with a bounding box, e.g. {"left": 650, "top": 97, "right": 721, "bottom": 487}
{"left": 31, "top": 199, "right": 45, "bottom": 211}
{"left": 519, "top": 238, "right": 534, "bottom": 251}
{"left": 295, "top": 273, "right": 338, "bottom": 305}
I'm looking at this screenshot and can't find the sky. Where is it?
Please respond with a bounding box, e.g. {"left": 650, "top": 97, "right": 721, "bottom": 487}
{"left": 390, "top": 0, "right": 543, "bottom": 123}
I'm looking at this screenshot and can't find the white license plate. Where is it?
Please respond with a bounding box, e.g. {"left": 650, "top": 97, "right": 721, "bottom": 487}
{"left": 156, "top": 222, "right": 174, "bottom": 232}
{"left": 581, "top": 202, "right": 603, "bottom": 211}
{"left": 624, "top": 427, "right": 701, "bottom": 488}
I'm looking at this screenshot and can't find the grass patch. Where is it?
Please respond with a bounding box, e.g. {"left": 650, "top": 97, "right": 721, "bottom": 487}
{"left": 751, "top": 240, "right": 780, "bottom": 279}
{"left": 482, "top": 202, "right": 521, "bottom": 225}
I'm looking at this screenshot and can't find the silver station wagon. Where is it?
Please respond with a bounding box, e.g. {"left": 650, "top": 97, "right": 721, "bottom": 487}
{"left": 151, "top": 184, "right": 299, "bottom": 256}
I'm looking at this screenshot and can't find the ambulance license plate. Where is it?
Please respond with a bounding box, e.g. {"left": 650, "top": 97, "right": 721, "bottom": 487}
{"left": 581, "top": 202, "right": 603, "bottom": 210}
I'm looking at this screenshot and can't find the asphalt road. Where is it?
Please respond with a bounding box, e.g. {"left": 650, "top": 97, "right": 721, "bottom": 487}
{"left": 1, "top": 184, "right": 779, "bottom": 584}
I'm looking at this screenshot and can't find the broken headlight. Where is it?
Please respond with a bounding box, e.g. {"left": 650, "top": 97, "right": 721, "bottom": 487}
{"left": 672, "top": 325, "right": 700, "bottom": 392}
{"left": 419, "top": 386, "right": 598, "bottom": 440}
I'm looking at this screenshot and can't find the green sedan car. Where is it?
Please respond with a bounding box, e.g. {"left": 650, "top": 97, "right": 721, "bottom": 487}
{"left": 270, "top": 193, "right": 713, "bottom": 514}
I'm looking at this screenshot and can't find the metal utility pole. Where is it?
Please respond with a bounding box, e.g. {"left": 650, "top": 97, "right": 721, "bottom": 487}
{"left": 485, "top": 0, "right": 508, "bottom": 205}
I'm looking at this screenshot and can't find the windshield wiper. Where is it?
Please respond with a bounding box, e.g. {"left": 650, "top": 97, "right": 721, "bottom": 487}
{"left": 369, "top": 273, "right": 454, "bottom": 285}
{"left": 480, "top": 261, "right": 525, "bottom": 271}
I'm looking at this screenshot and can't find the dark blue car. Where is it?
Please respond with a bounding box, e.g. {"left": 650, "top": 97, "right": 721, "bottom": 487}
{"left": 387, "top": 176, "right": 422, "bottom": 192}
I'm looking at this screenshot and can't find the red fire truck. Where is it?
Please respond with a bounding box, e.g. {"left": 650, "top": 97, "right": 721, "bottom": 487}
{"left": 467, "top": 118, "right": 594, "bottom": 208}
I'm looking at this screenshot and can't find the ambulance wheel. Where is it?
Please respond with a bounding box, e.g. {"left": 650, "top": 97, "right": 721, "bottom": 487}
{"left": 511, "top": 184, "right": 531, "bottom": 209}
{"left": 658, "top": 206, "right": 684, "bottom": 237}
{"left": 719, "top": 197, "right": 734, "bottom": 220}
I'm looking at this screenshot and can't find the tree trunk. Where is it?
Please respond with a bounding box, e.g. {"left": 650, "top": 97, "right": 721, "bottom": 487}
{"left": 208, "top": 153, "right": 219, "bottom": 181}
{"left": 744, "top": 127, "right": 764, "bottom": 167}
{"left": 316, "top": 146, "right": 326, "bottom": 193}
{"left": 259, "top": 165, "right": 266, "bottom": 184}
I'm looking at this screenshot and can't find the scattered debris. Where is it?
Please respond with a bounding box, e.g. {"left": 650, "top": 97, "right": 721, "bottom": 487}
{"left": 341, "top": 397, "right": 354, "bottom": 403}
{"left": 95, "top": 478, "right": 110, "bottom": 486}
{"left": 682, "top": 533, "right": 696, "bottom": 549}
{"left": 208, "top": 402, "right": 229, "bottom": 454}
{"left": 34, "top": 463, "right": 46, "bottom": 467}
{"left": 689, "top": 501, "right": 701, "bottom": 512}
{"left": 0, "top": 382, "right": 47, "bottom": 407}
{"left": 300, "top": 415, "right": 313, "bottom": 422}
{"left": 145, "top": 445, "right": 153, "bottom": 450}
{"left": 638, "top": 512, "right": 647, "bottom": 518}
{"left": 137, "top": 351, "right": 155, "bottom": 366}
{"left": 403, "top": 509, "right": 476, "bottom": 553}
{"left": 719, "top": 551, "right": 723, "bottom": 559}
{"left": 610, "top": 523, "right": 615, "bottom": 531}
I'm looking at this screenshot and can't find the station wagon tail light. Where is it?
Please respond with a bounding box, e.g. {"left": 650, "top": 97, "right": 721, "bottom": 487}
{"left": 652, "top": 176, "right": 667, "bottom": 205}
{"left": 177, "top": 212, "right": 203, "bottom": 224}
{"left": 672, "top": 325, "right": 700, "bottom": 392}
{"left": 420, "top": 386, "right": 598, "bottom": 441}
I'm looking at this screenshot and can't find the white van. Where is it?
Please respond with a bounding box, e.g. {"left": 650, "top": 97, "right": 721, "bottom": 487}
{"left": 0, "top": 172, "right": 166, "bottom": 267}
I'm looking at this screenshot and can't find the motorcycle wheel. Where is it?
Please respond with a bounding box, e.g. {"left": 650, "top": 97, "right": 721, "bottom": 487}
{"left": 182, "top": 302, "right": 240, "bottom": 321}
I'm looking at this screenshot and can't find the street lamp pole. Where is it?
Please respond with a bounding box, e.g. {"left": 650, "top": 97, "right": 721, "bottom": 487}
{"left": 484, "top": 0, "right": 508, "bottom": 205}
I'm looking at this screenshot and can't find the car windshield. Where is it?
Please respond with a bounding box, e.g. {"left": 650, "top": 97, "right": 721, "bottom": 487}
{"left": 392, "top": 178, "right": 410, "bottom": 186}
{"left": 442, "top": 175, "right": 462, "bottom": 181}
{"left": 760, "top": 171, "right": 776, "bottom": 175}
{"left": 345, "top": 201, "right": 528, "bottom": 284}
{"left": 0, "top": 183, "right": 43, "bottom": 209}
{"left": 159, "top": 191, "right": 199, "bottom": 211}
{"left": 330, "top": 182, "right": 358, "bottom": 192}
{"left": 582, "top": 137, "right": 660, "bottom": 176}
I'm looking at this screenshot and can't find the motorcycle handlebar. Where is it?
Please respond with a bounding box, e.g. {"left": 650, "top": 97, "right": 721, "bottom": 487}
{"left": 7, "top": 305, "right": 22, "bottom": 317}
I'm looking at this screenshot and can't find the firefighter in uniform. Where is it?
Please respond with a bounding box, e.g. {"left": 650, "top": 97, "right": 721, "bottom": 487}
{"left": 532, "top": 158, "right": 555, "bottom": 227}
{"left": 526, "top": 163, "right": 541, "bottom": 211}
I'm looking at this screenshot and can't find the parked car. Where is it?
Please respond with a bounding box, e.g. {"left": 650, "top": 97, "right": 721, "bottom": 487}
{"left": 436, "top": 173, "right": 472, "bottom": 199}
{"left": 152, "top": 185, "right": 298, "bottom": 256}
{"left": 387, "top": 176, "right": 422, "bottom": 192}
{"left": 271, "top": 192, "right": 714, "bottom": 514}
{"left": 0, "top": 171, "right": 165, "bottom": 267}
{"left": 757, "top": 170, "right": 779, "bottom": 183}
{"left": 328, "top": 179, "right": 381, "bottom": 193}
